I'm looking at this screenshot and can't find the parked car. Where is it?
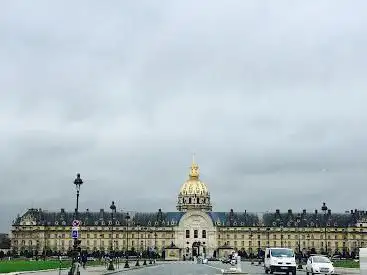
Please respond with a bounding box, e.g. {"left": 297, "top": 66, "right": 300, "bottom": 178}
{"left": 306, "top": 255, "right": 335, "bottom": 274}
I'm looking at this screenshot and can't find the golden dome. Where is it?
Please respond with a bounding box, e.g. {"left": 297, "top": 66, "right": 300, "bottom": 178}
{"left": 179, "top": 159, "right": 209, "bottom": 196}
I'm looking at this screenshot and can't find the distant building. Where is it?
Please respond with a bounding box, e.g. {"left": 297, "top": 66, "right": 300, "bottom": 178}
{"left": 9, "top": 160, "right": 367, "bottom": 259}
{"left": 0, "top": 233, "right": 10, "bottom": 254}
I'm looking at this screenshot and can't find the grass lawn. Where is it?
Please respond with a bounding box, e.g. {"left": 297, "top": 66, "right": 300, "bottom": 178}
{"left": 0, "top": 260, "right": 71, "bottom": 273}
{"left": 333, "top": 260, "right": 360, "bottom": 268}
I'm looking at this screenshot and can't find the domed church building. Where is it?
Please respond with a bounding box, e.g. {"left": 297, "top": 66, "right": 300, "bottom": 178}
{"left": 9, "top": 160, "right": 367, "bottom": 260}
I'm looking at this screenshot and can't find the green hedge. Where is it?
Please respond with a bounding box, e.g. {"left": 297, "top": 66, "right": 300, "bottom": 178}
{"left": 333, "top": 260, "right": 360, "bottom": 268}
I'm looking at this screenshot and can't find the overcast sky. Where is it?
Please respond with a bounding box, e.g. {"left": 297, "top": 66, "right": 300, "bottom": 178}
{"left": 1, "top": 1, "right": 367, "bottom": 232}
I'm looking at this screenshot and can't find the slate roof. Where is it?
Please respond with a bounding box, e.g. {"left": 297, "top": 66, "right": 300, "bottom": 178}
{"left": 13, "top": 207, "right": 366, "bottom": 228}
{"left": 262, "top": 209, "right": 366, "bottom": 227}
{"left": 13, "top": 208, "right": 185, "bottom": 227}
{"left": 209, "top": 210, "right": 260, "bottom": 226}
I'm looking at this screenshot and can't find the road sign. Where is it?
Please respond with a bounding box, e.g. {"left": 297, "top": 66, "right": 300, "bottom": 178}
{"left": 72, "top": 220, "right": 80, "bottom": 227}
{"left": 71, "top": 230, "right": 79, "bottom": 239}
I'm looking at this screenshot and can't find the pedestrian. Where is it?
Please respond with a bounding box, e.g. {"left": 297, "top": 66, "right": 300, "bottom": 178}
{"left": 82, "top": 254, "right": 87, "bottom": 269}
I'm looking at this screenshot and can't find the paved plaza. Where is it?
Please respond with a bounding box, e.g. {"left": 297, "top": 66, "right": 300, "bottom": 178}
{"left": 8, "top": 261, "right": 360, "bottom": 275}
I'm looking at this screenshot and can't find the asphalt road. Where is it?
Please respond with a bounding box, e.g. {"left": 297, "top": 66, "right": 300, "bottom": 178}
{"left": 117, "top": 261, "right": 265, "bottom": 275}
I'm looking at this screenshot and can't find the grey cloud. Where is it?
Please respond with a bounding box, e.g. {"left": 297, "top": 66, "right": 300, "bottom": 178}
{"left": 1, "top": 1, "right": 367, "bottom": 231}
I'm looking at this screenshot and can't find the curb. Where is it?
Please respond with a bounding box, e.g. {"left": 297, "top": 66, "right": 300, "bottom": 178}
{"left": 102, "top": 263, "right": 161, "bottom": 275}
{"left": 0, "top": 265, "right": 106, "bottom": 275}
{"left": 0, "top": 268, "right": 69, "bottom": 275}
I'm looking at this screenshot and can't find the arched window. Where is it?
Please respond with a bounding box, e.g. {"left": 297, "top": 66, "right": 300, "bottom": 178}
{"left": 186, "top": 230, "right": 190, "bottom": 238}
{"left": 197, "top": 198, "right": 199, "bottom": 204}
{"left": 202, "top": 230, "right": 207, "bottom": 238}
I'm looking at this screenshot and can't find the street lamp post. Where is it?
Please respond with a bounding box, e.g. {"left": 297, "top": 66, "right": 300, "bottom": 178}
{"left": 68, "top": 173, "right": 83, "bottom": 275}
{"left": 124, "top": 213, "right": 130, "bottom": 268}
{"left": 135, "top": 223, "right": 140, "bottom": 267}
{"left": 154, "top": 231, "right": 157, "bottom": 263}
{"left": 108, "top": 201, "right": 116, "bottom": 271}
{"left": 143, "top": 228, "right": 147, "bottom": 265}
{"left": 250, "top": 229, "right": 254, "bottom": 264}
{"left": 296, "top": 214, "right": 303, "bottom": 270}
{"left": 149, "top": 231, "right": 153, "bottom": 264}
{"left": 267, "top": 228, "right": 270, "bottom": 248}
{"left": 321, "top": 203, "right": 328, "bottom": 256}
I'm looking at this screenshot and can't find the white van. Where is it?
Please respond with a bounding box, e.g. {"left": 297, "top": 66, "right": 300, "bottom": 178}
{"left": 264, "top": 247, "right": 297, "bottom": 275}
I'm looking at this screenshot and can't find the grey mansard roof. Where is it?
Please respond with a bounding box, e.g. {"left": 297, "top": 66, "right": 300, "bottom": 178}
{"left": 13, "top": 207, "right": 367, "bottom": 228}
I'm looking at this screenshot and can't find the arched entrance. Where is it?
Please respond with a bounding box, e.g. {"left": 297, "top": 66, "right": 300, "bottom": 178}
{"left": 192, "top": 241, "right": 201, "bottom": 257}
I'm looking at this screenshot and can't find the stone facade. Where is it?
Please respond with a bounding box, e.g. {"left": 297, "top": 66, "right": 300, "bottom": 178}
{"left": 9, "top": 161, "right": 367, "bottom": 259}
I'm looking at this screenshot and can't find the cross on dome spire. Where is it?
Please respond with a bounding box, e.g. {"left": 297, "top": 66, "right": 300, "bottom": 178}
{"left": 189, "top": 154, "right": 199, "bottom": 179}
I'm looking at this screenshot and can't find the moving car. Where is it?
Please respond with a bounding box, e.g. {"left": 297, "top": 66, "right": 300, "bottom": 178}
{"left": 264, "top": 247, "right": 297, "bottom": 275}
{"left": 306, "top": 255, "right": 335, "bottom": 274}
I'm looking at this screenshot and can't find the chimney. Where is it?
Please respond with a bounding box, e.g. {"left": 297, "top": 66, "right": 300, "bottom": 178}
{"left": 288, "top": 209, "right": 292, "bottom": 214}
{"left": 276, "top": 209, "right": 280, "bottom": 214}
{"left": 303, "top": 209, "right": 307, "bottom": 214}
{"left": 61, "top": 208, "right": 65, "bottom": 213}
{"left": 230, "top": 209, "right": 234, "bottom": 213}
{"left": 328, "top": 209, "right": 331, "bottom": 215}
{"left": 351, "top": 210, "right": 354, "bottom": 214}
{"left": 315, "top": 209, "right": 318, "bottom": 214}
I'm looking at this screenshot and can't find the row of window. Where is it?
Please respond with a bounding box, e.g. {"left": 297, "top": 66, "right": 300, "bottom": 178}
{"left": 219, "top": 240, "right": 365, "bottom": 248}
{"left": 15, "top": 239, "right": 163, "bottom": 247}
{"left": 218, "top": 234, "right": 362, "bottom": 240}
{"left": 186, "top": 229, "right": 206, "bottom": 238}
{"left": 34, "top": 233, "right": 174, "bottom": 239}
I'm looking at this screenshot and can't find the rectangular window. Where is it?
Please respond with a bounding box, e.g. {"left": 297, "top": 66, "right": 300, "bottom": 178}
{"left": 186, "top": 230, "right": 190, "bottom": 238}
{"left": 234, "top": 241, "right": 237, "bottom": 247}
{"left": 273, "top": 241, "right": 276, "bottom": 247}
{"left": 241, "top": 240, "right": 244, "bottom": 247}
{"left": 202, "top": 230, "right": 207, "bottom": 238}
{"left": 194, "top": 230, "right": 198, "bottom": 238}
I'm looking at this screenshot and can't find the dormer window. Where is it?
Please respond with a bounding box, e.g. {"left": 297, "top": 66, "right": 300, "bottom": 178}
{"left": 94, "top": 221, "right": 98, "bottom": 225}
{"left": 55, "top": 221, "right": 59, "bottom": 225}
